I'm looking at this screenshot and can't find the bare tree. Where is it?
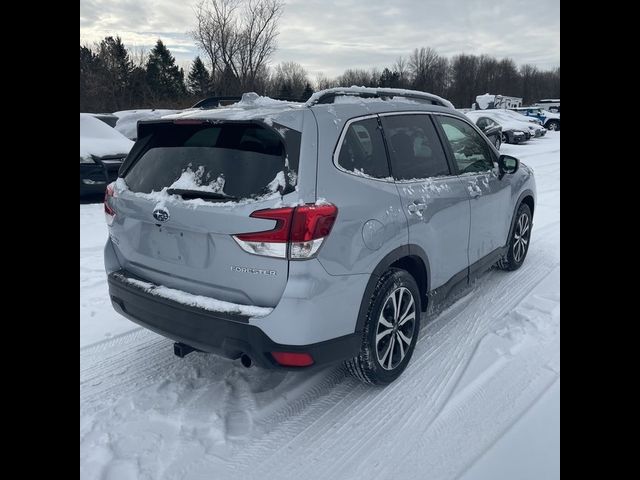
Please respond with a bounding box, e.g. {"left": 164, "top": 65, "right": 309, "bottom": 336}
{"left": 409, "top": 47, "right": 442, "bottom": 92}
{"left": 192, "top": 0, "right": 283, "bottom": 93}
{"left": 315, "top": 72, "right": 338, "bottom": 90}
{"left": 393, "top": 56, "right": 410, "bottom": 88}
{"left": 337, "top": 68, "right": 373, "bottom": 87}
{"left": 269, "top": 61, "right": 309, "bottom": 98}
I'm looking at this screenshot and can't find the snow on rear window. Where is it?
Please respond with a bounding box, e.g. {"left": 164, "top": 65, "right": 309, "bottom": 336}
{"left": 123, "top": 122, "right": 299, "bottom": 202}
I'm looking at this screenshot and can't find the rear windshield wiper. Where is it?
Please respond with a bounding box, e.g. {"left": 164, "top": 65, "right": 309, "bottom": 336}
{"left": 166, "top": 188, "right": 238, "bottom": 201}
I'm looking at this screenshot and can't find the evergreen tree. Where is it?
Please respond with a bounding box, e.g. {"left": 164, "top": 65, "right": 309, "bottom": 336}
{"left": 92, "top": 36, "right": 134, "bottom": 111}
{"left": 300, "top": 82, "right": 314, "bottom": 101}
{"left": 146, "top": 40, "right": 186, "bottom": 101}
{"left": 379, "top": 68, "right": 400, "bottom": 88}
{"left": 278, "top": 82, "right": 292, "bottom": 99}
{"left": 187, "top": 56, "right": 211, "bottom": 97}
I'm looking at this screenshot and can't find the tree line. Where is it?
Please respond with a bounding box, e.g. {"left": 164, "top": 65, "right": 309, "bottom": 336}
{"left": 80, "top": 0, "right": 559, "bottom": 113}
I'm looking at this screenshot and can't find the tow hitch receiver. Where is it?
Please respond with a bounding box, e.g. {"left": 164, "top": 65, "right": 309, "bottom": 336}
{"left": 174, "top": 342, "right": 198, "bottom": 358}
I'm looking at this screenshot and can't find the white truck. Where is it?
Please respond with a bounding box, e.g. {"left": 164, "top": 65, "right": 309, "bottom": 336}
{"left": 474, "top": 93, "right": 523, "bottom": 110}
{"left": 533, "top": 99, "right": 560, "bottom": 113}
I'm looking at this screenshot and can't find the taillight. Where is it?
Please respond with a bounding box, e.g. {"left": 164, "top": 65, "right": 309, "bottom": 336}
{"left": 271, "top": 351, "right": 314, "bottom": 367}
{"left": 289, "top": 204, "right": 338, "bottom": 259}
{"left": 232, "top": 203, "right": 338, "bottom": 259}
{"left": 104, "top": 182, "right": 116, "bottom": 226}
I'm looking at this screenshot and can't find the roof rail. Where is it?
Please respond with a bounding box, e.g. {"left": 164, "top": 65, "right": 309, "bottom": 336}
{"left": 304, "top": 87, "right": 454, "bottom": 109}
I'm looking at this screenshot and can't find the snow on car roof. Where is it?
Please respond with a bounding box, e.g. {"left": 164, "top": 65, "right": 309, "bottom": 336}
{"left": 80, "top": 113, "right": 134, "bottom": 160}
{"left": 162, "top": 93, "right": 305, "bottom": 125}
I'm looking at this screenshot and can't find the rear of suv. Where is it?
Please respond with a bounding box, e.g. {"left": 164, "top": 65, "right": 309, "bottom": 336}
{"left": 104, "top": 88, "right": 536, "bottom": 385}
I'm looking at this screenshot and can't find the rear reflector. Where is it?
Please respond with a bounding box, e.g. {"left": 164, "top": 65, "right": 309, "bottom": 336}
{"left": 104, "top": 182, "right": 116, "bottom": 226}
{"left": 232, "top": 203, "right": 337, "bottom": 259}
{"left": 271, "top": 351, "right": 315, "bottom": 367}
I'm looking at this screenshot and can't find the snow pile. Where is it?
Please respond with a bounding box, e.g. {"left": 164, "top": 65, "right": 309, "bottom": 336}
{"left": 169, "top": 166, "right": 226, "bottom": 194}
{"left": 160, "top": 92, "right": 304, "bottom": 128}
{"left": 230, "top": 92, "right": 301, "bottom": 109}
{"left": 115, "top": 273, "right": 273, "bottom": 317}
{"left": 80, "top": 113, "right": 133, "bottom": 160}
{"left": 266, "top": 171, "right": 286, "bottom": 193}
{"left": 114, "top": 109, "right": 182, "bottom": 140}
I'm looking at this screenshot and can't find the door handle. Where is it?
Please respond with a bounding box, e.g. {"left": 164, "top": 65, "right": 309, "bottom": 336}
{"left": 407, "top": 201, "right": 427, "bottom": 214}
{"left": 469, "top": 189, "right": 481, "bottom": 198}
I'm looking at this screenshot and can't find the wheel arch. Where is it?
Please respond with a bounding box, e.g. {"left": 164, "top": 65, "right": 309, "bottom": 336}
{"left": 354, "top": 245, "right": 431, "bottom": 333}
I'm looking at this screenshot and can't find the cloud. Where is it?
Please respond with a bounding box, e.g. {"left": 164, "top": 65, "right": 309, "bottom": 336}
{"left": 80, "top": 0, "right": 559, "bottom": 77}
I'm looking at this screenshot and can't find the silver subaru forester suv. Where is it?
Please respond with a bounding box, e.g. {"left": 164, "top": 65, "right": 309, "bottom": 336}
{"left": 104, "top": 87, "right": 536, "bottom": 385}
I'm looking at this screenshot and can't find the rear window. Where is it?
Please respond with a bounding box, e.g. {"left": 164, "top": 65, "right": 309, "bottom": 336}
{"left": 123, "top": 122, "right": 299, "bottom": 201}
{"left": 337, "top": 118, "right": 390, "bottom": 179}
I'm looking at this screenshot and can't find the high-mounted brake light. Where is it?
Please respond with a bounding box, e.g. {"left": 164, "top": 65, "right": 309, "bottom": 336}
{"left": 232, "top": 204, "right": 338, "bottom": 259}
{"left": 173, "top": 119, "right": 207, "bottom": 125}
{"left": 104, "top": 182, "right": 116, "bottom": 226}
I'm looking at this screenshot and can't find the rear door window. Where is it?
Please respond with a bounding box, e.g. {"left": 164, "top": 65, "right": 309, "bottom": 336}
{"left": 337, "top": 118, "right": 390, "bottom": 179}
{"left": 123, "top": 122, "right": 299, "bottom": 201}
{"left": 381, "top": 114, "right": 450, "bottom": 180}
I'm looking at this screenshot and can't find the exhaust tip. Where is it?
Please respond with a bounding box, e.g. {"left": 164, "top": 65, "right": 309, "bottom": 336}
{"left": 240, "top": 353, "right": 253, "bottom": 368}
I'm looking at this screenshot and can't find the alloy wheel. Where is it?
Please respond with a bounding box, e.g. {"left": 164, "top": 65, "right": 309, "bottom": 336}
{"left": 513, "top": 213, "right": 531, "bottom": 263}
{"left": 375, "top": 287, "right": 416, "bottom": 370}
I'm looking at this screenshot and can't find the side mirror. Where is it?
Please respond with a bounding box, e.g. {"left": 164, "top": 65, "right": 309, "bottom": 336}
{"left": 498, "top": 154, "right": 519, "bottom": 178}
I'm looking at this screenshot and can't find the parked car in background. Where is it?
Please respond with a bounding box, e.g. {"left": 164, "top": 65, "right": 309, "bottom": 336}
{"left": 533, "top": 99, "right": 560, "bottom": 113}
{"left": 510, "top": 107, "right": 560, "bottom": 131}
{"left": 80, "top": 113, "right": 133, "bottom": 197}
{"left": 500, "top": 109, "right": 543, "bottom": 126}
{"left": 465, "top": 110, "right": 531, "bottom": 144}
{"left": 192, "top": 95, "right": 302, "bottom": 109}
{"left": 500, "top": 110, "right": 548, "bottom": 136}
{"left": 472, "top": 116, "right": 503, "bottom": 149}
{"left": 87, "top": 113, "right": 119, "bottom": 128}
{"left": 104, "top": 87, "right": 535, "bottom": 385}
{"left": 190, "top": 96, "right": 242, "bottom": 109}
{"left": 114, "top": 109, "right": 183, "bottom": 140}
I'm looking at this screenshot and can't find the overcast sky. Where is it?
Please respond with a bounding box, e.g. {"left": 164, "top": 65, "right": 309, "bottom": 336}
{"left": 80, "top": 0, "right": 559, "bottom": 80}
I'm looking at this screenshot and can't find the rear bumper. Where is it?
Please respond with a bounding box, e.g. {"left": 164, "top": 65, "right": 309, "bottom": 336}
{"left": 107, "top": 270, "right": 361, "bottom": 370}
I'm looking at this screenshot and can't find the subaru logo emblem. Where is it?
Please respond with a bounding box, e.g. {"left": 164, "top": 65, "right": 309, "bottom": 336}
{"left": 153, "top": 207, "right": 170, "bottom": 222}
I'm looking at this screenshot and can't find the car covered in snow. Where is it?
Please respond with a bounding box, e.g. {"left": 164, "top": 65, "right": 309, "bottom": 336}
{"left": 114, "top": 109, "right": 184, "bottom": 140}
{"left": 80, "top": 113, "right": 133, "bottom": 197}
{"left": 465, "top": 110, "right": 531, "bottom": 144}
{"left": 467, "top": 116, "right": 503, "bottom": 149}
{"left": 104, "top": 87, "right": 536, "bottom": 385}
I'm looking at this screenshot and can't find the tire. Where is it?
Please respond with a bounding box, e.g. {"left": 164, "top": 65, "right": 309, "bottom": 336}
{"left": 494, "top": 135, "right": 502, "bottom": 149}
{"left": 546, "top": 120, "right": 559, "bottom": 131}
{"left": 345, "top": 268, "right": 421, "bottom": 385}
{"left": 498, "top": 203, "right": 532, "bottom": 271}
{"left": 502, "top": 133, "right": 509, "bottom": 144}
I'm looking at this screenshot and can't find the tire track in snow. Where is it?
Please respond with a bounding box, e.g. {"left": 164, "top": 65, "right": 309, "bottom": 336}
{"left": 80, "top": 247, "right": 557, "bottom": 480}
{"left": 293, "top": 253, "right": 556, "bottom": 480}
{"left": 182, "top": 247, "right": 558, "bottom": 479}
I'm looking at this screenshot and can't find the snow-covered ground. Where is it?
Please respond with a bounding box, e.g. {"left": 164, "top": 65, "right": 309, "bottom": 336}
{"left": 80, "top": 132, "right": 559, "bottom": 480}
